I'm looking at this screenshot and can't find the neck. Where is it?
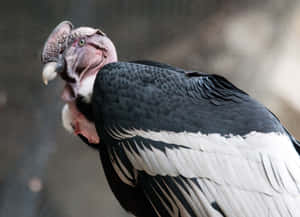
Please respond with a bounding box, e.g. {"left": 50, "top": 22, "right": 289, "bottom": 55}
{"left": 78, "top": 49, "right": 118, "bottom": 103}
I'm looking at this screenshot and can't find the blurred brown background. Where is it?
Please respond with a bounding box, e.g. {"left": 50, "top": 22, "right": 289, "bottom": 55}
{"left": 0, "top": 0, "right": 299, "bottom": 217}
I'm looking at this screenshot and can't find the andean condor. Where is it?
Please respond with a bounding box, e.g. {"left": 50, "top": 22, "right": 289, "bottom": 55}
{"left": 41, "top": 21, "right": 300, "bottom": 217}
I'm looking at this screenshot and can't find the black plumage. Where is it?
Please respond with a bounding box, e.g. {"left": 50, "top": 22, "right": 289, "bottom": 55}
{"left": 75, "top": 61, "right": 300, "bottom": 217}
{"left": 92, "top": 61, "right": 284, "bottom": 135}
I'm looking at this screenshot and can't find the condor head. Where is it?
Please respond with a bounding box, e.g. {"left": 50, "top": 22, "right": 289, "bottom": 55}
{"left": 41, "top": 20, "right": 117, "bottom": 103}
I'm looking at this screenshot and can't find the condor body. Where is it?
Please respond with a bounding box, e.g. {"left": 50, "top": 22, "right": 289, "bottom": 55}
{"left": 41, "top": 21, "right": 300, "bottom": 217}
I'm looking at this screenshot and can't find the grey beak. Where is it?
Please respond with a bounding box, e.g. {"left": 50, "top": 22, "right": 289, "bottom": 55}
{"left": 56, "top": 54, "right": 66, "bottom": 73}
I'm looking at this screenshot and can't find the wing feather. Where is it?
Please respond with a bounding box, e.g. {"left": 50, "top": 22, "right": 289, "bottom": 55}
{"left": 107, "top": 127, "right": 300, "bottom": 217}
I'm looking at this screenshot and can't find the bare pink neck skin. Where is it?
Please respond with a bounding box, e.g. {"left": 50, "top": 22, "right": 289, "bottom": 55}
{"left": 102, "top": 35, "right": 118, "bottom": 65}
{"left": 63, "top": 38, "right": 118, "bottom": 144}
{"left": 61, "top": 37, "right": 118, "bottom": 102}
{"left": 67, "top": 102, "right": 100, "bottom": 143}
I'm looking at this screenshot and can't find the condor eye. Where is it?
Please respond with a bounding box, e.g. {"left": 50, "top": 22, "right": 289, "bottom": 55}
{"left": 78, "top": 38, "right": 86, "bottom": 47}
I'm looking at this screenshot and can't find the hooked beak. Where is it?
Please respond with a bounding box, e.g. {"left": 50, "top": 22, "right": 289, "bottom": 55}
{"left": 42, "top": 62, "right": 57, "bottom": 85}
{"left": 42, "top": 54, "right": 66, "bottom": 85}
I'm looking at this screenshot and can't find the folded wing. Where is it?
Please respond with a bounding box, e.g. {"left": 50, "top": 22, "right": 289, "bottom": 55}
{"left": 106, "top": 127, "right": 300, "bottom": 217}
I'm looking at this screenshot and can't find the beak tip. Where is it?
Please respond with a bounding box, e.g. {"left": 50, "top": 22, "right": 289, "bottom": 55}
{"left": 42, "top": 62, "right": 58, "bottom": 85}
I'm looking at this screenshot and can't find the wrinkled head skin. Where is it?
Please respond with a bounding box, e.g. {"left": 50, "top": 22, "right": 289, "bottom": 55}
{"left": 41, "top": 21, "right": 117, "bottom": 144}
{"left": 41, "top": 20, "right": 118, "bottom": 102}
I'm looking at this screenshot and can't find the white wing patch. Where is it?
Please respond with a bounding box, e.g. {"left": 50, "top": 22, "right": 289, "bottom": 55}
{"left": 107, "top": 127, "right": 300, "bottom": 217}
{"left": 107, "top": 128, "right": 299, "bottom": 162}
